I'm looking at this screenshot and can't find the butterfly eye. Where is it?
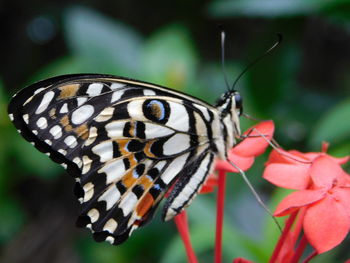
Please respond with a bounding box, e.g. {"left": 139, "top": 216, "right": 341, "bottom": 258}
{"left": 234, "top": 93, "right": 242, "bottom": 109}
{"left": 234, "top": 93, "right": 243, "bottom": 115}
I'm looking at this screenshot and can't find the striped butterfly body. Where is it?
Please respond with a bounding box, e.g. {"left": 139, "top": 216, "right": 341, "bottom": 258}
{"left": 8, "top": 74, "right": 242, "bottom": 245}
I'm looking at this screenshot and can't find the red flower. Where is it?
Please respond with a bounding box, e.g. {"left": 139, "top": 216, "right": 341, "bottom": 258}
{"left": 264, "top": 146, "right": 350, "bottom": 253}
{"left": 263, "top": 143, "right": 349, "bottom": 190}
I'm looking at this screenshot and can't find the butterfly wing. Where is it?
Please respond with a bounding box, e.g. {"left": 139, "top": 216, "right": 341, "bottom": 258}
{"left": 8, "top": 74, "right": 219, "bottom": 244}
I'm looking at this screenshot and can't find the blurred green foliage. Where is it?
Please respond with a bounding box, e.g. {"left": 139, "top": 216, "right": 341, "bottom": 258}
{"left": 0, "top": 1, "right": 349, "bottom": 262}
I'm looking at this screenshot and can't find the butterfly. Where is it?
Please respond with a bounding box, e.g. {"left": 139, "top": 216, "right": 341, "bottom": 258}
{"left": 8, "top": 74, "right": 243, "bottom": 245}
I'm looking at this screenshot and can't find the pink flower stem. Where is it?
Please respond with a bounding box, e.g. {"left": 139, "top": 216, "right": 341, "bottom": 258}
{"left": 174, "top": 211, "right": 198, "bottom": 263}
{"left": 215, "top": 170, "right": 227, "bottom": 263}
{"left": 290, "top": 208, "right": 306, "bottom": 245}
{"left": 269, "top": 211, "right": 299, "bottom": 263}
{"left": 291, "top": 234, "right": 308, "bottom": 263}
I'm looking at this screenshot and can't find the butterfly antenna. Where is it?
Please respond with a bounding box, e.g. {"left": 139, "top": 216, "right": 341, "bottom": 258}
{"left": 221, "top": 30, "right": 231, "bottom": 91}
{"left": 231, "top": 33, "right": 283, "bottom": 91}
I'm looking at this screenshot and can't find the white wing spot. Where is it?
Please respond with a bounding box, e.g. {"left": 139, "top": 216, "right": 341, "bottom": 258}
{"left": 49, "top": 125, "right": 63, "bottom": 139}
{"left": 92, "top": 141, "right": 113, "bottom": 162}
{"left": 23, "top": 114, "right": 29, "bottom": 124}
{"left": 94, "top": 107, "right": 114, "bottom": 122}
{"left": 103, "top": 218, "right": 118, "bottom": 233}
{"left": 36, "top": 117, "right": 48, "bottom": 129}
{"left": 44, "top": 139, "right": 52, "bottom": 145}
{"left": 73, "top": 157, "right": 82, "bottom": 168}
{"left": 143, "top": 89, "right": 156, "bottom": 96}
{"left": 98, "top": 185, "right": 120, "bottom": 210}
{"left": 83, "top": 182, "right": 95, "bottom": 202}
{"left": 59, "top": 103, "right": 68, "bottom": 113}
{"left": 36, "top": 91, "right": 55, "bottom": 114}
{"left": 161, "top": 153, "right": 189, "bottom": 184}
{"left": 110, "top": 83, "right": 125, "bottom": 90}
{"left": 71, "top": 105, "right": 94, "bottom": 125}
{"left": 77, "top": 97, "right": 88, "bottom": 106}
{"left": 58, "top": 149, "right": 67, "bottom": 155}
{"left": 106, "top": 236, "right": 115, "bottom": 244}
{"left": 99, "top": 159, "right": 126, "bottom": 184}
{"left": 163, "top": 133, "right": 190, "bottom": 155}
{"left": 34, "top": 87, "right": 45, "bottom": 95}
{"left": 32, "top": 130, "right": 38, "bottom": 135}
{"left": 119, "top": 192, "right": 138, "bottom": 216}
{"left": 9, "top": 114, "right": 14, "bottom": 121}
{"left": 105, "top": 121, "right": 125, "bottom": 138}
{"left": 87, "top": 208, "right": 99, "bottom": 223}
{"left": 111, "top": 90, "right": 124, "bottom": 103}
{"left": 87, "top": 83, "right": 103, "bottom": 96}
{"left": 64, "top": 135, "right": 78, "bottom": 148}
{"left": 82, "top": 155, "right": 92, "bottom": 174}
{"left": 85, "top": 126, "right": 97, "bottom": 146}
{"left": 166, "top": 102, "right": 189, "bottom": 132}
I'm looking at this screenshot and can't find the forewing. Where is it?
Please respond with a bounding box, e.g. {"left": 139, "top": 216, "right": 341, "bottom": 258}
{"left": 8, "top": 74, "right": 218, "bottom": 244}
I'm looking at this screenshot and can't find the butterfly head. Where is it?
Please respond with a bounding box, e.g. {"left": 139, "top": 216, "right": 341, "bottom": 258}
{"left": 216, "top": 90, "right": 243, "bottom": 118}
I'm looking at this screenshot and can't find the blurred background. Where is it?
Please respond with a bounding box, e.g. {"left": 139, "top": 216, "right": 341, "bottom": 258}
{"left": 0, "top": 1, "right": 350, "bottom": 262}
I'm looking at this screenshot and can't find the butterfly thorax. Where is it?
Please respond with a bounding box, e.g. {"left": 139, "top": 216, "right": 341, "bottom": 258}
{"left": 214, "top": 90, "right": 242, "bottom": 159}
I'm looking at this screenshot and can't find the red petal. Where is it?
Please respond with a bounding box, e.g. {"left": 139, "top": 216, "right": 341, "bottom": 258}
{"left": 263, "top": 163, "right": 310, "bottom": 190}
{"left": 303, "top": 195, "right": 350, "bottom": 253}
{"left": 327, "top": 155, "right": 350, "bottom": 165}
{"left": 216, "top": 154, "right": 255, "bottom": 173}
{"left": 336, "top": 171, "right": 350, "bottom": 187}
{"left": 333, "top": 187, "right": 350, "bottom": 218}
{"left": 310, "top": 156, "right": 344, "bottom": 189}
{"left": 232, "top": 120, "right": 274, "bottom": 157}
{"left": 304, "top": 152, "right": 349, "bottom": 165}
{"left": 266, "top": 149, "right": 310, "bottom": 165}
{"left": 274, "top": 189, "right": 325, "bottom": 217}
{"left": 200, "top": 174, "right": 218, "bottom": 194}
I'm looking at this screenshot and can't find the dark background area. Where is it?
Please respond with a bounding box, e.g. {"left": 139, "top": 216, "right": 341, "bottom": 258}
{"left": 0, "top": 1, "right": 349, "bottom": 262}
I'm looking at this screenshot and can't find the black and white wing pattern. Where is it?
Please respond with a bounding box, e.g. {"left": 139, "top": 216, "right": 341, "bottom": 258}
{"left": 8, "top": 74, "right": 236, "bottom": 245}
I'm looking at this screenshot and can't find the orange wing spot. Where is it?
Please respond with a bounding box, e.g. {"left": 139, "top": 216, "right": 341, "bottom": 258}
{"left": 127, "top": 155, "right": 137, "bottom": 167}
{"left": 144, "top": 141, "right": 155, "bottom": 158}
{"left": 116, "top": 139, "right": 130, "bottom": 155}
{"left": 74, "top": 124, "right": 89, "bottom": 140}
{"left": 136, "top": 193, "right": 154, "bottom": 218}
{"left": 138, "top": 176, "right": 153, "bottom": 189}
{"left": 58, "top": 84, "right": 80, "bottom": 99}
{"left": 60, "top": 115, "right": 73, "bottom": 131}
{"left": 122, "top": 170, "right": 138, "bottom": 188}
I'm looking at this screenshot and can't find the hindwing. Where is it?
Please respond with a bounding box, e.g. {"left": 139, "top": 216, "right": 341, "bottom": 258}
{"left": 8, "top": 74, "right": 219, "bottom": 244}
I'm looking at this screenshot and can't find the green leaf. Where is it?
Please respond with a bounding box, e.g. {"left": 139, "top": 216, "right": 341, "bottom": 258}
{"left": 208, "top": 0, "right": 332, "bottom": 18}
{"left": 309, "top": 98, "right": 350, "bottom": 148}
{"left": 141, "top": 24, "right": 198, "bottom": 91}
{"left": 64, "top": 6, "right": 143, "bottom": 76}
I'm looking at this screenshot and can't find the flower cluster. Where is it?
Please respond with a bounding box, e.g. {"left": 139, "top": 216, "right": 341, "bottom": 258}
{"left": 264, "top": 144, "right": 350, "bottom": 261}
{"left": 172, "top": 121, "right": 350, "bottom": 263}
